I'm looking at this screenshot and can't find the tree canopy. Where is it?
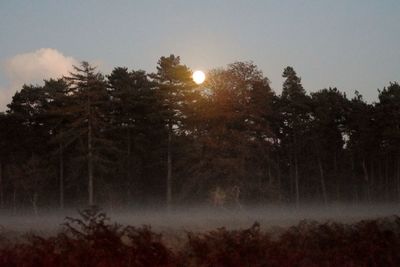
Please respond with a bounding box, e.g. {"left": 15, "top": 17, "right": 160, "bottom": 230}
{"left": 0, "top": 57, "right": 399, "bottom": 212}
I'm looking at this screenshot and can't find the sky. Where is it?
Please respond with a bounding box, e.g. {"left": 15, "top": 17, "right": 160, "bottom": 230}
{"left": 0, "top": 0, "right": 399, "bottom": 110}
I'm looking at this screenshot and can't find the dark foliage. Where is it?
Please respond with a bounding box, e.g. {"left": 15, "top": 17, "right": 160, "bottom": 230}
{"left": 1, "top": 210, "right": 400, "bottom": 266}
{"left": 0, "top": 208, "right": 175, "bottom": 267}
{"left": 179, "top": 222, "right": 273, "bottom": 267}
{"left": 0, "top": 57, "right": 400, "bottom": 210}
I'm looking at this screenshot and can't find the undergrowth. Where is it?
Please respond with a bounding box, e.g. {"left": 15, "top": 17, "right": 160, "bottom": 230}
{"left": 0, "top": 208, "right": 400, "bottom": 267}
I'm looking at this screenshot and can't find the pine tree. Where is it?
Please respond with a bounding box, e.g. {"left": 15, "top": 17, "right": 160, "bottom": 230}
{"left": 108, "top": 67, "right": 164, "bottom": 204}
{"left": 346, "top": 91, "right": 377, "bottom": 202}
{"left": 62, "top": 62, "right": 111, "bottom": 206}
{"left": 375, "top": 82, "right": 400, "bottom": 201}
{"left": 310, "top": 88, "right": 349, "bottom": 203}
{"left": 279, "top": 66, "right": 311, "bottom": 207}
{"left": 43, "top": 78, "right": 70, "bottom": 209}
{"left": 151, "top": 55, "right": 194, "bottom": 209}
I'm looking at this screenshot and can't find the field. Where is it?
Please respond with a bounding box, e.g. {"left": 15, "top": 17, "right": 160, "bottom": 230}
{"left": 0, "top": 204, "right": 400, "bottom": 266}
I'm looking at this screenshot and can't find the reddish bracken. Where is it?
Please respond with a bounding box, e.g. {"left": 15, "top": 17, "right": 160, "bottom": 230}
{"left": 0, "top": 209, "right": 399, "bottom": 267}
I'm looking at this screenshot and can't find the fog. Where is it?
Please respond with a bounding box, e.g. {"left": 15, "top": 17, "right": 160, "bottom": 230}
{"left": 1, "top": 203, "right": 399, "bottom": 239}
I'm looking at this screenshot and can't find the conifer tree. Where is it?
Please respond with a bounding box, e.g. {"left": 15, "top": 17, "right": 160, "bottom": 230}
{"left": 279, "top": 66, "right": 311, "bottom": 206}
{"left": 62, "top": 62, "right": 111, "bottom": 206}
{"left": 151, "top": 55, "right": 194, "bottom": 209}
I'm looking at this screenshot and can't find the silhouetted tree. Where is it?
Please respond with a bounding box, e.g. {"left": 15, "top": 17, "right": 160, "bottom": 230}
{"left": 310, "top": 88, "right": 349, "bottom": 203}
{"left": 278, "top": 66, "right": 311, "bottom": 206}
{"left": 151, "top": 55, "right": 195, "bottom": 209}
{"left": 375, "top": 82, "right": 400, "bottom": 201}
{"left": 62, "top": 62, "right": 111, "bottom": 206}
{"left": 108, "top": 67, "right": 165, "bottom": 205}
{"left": 0, "top": 55, "right": 399, "bottom": 210}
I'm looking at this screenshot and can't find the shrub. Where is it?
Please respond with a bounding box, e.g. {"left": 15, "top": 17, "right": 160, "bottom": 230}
{"left": 179, "top": 222, "right": 273, "bottom": 267}
{"left": 0, "top": 207, "right": 175, "bottom": 267}
{"left": 1, "top": 211, "right": 400, "bottom": 267}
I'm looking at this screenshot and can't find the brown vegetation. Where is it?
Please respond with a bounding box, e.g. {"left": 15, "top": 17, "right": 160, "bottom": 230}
{"left": 1, "top": 208, "right": 400, "bottom": 266}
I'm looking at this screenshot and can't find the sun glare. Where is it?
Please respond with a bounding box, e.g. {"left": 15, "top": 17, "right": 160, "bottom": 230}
{"left": 192, "top": 70, "right": 206, "bottom": 85}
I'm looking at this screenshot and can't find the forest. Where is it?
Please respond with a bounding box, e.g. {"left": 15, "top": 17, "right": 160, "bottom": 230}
{"left": 0, "top": 54, "right": 399, "bottom": 213}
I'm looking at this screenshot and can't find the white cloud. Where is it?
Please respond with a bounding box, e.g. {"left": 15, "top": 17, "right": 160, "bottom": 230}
{"left": 0, "top": 48, "right": 78, "bottom": 111}
{"left": 0, "top": 86, "right": 14, "bottom": 111}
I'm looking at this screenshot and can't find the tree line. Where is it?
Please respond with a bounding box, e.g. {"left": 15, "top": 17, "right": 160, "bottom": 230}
{"left": 0, "top": 54, "right": 399, "bottom": 213}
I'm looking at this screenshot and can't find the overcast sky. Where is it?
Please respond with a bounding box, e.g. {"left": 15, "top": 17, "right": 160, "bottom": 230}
{"left": 0, "top": 0, "right": 399, "bottom": 110}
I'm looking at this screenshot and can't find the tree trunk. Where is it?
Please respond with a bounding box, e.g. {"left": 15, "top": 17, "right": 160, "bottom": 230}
{"left": 0, "top": 162, "right": 3, "bottom": 209}
{"left": 397, "top": 157, "right": 400, "bottom": 201}
{"left": 370, "top": 160, "right": 375, "bottom": 201}
{"left": 294, "top": 154, "right": 300, "bottom": 208}
{"left": 276, "top": 154, "right": 282, "bottom": 201}
{"left": 88, "top": 101, "right": 94, "bottom": 206}
{"left": 362, "top": 158, "right": 370, "bottom": 202}
{"left": 167, "top": 124, "right": 172, "bottom": 211}
{"left": 351, "top": 155, "right": 358, "bottom": 204}
{"left": 267, "top": 154, "right": 273, "bottom": 186}
{"left": 334, "top": 152, "right": 339, "bottom": 201}
{"left": 32, "top": 192, "right": 38, "bottom": 216}
{"left": 126, "top": 127, "right": 132, "bottom": 201}
{"left": 289, "top": 156, "right": 294, "bottom": 201}
{"left": 318, "top": 157, "right": 328, "bottom": 205}
{"left": 13, "top": 186, "right": 17, "bottom": 215}
{"left": 292, "top": 134, "right": 300, "bottom": 208}
{"left": 59, "top": 142, "right": 64, "bottom": 209}
{"left": 378, "top": 160, "right": 383, "bottom": 201}
{"left": 384, "top": 156, "right": 390, "bottom": 201}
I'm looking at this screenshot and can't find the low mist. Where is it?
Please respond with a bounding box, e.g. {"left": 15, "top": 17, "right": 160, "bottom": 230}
{"left": 1, "top": 203, "right": 399, "bottom": 237}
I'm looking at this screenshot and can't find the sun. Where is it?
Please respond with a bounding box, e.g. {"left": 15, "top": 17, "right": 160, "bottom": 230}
{"left": 192, "top": 70, "right": 206, "bottom": 85}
